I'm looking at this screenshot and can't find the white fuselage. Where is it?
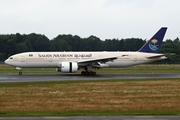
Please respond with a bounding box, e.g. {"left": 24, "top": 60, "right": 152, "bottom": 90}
{"left": 5, "top": 51, "right": 167, "bottom": 68}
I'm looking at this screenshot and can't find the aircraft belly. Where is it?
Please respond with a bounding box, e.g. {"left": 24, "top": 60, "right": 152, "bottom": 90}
{"left": 11, "top": 62, "right": 59, "bottom": 68}
{"left": 106, "top": 60, "right": 149, "bottom": 68}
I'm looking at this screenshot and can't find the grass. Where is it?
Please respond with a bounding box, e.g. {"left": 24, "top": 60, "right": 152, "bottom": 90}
{"left": 0, "top": 79, "right": 180, "bottom": 116}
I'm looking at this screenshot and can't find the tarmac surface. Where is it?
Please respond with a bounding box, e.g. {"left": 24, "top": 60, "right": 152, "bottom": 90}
{"left": 0, "top": 73, "right": 180, "bottom": 82}
{"left": 0, "top": 115, "right": 180, "bottom": 120}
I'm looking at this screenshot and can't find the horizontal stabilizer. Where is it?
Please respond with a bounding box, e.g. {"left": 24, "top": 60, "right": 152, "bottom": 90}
{"left": 146, "top": 54, "right": 166, "bottom": 59}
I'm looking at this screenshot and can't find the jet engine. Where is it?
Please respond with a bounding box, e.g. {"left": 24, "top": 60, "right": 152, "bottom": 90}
{"left": 56, "top": 62, "right": 78, "bottom": 73}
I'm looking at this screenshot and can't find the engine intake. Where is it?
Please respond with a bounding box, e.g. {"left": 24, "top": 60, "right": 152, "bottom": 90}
{"left": 56, "top": 62, "right": 78, "bottom": 73}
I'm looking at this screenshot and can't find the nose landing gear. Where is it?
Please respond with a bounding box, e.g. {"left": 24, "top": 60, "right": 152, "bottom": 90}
{"left": 16, "top": 67, "right": 22, "bottom": 75}
{"left": 19, "top": 71, "right": 22, "bottom": 75}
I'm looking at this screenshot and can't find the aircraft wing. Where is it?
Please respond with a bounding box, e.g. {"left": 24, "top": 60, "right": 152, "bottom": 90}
{"left": 77, "top": 56, "right": 118, "bottom": 64}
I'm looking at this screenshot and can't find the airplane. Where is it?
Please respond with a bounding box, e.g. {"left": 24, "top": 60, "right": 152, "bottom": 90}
{"left": 5, "top": 27, "right": 167, "bottom": 75}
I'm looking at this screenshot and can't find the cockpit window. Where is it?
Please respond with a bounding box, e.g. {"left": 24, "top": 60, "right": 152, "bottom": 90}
{"left": 9, "top": 57, "right": 13, "bottom": 60}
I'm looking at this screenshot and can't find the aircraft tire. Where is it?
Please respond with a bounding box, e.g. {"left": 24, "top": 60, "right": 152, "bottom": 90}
{"left": 19, "top": 71, "right": 22, "bottom": 75}
{"left": 81, "top": 71, "right": 84, "bottom": 75}
{"left": 81, "top": 71, "right": 96, "bottom": 75}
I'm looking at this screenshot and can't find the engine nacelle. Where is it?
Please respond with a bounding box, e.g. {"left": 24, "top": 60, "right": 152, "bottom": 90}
{"left": 56, "top": 62, "right": 78, "bottom": 73}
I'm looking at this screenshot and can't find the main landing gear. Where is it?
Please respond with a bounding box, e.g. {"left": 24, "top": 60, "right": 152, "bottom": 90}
{"left": 81, "top": 66, "right": 97, "bottom": 75}
{"left": 81, "top": 71, "right": 96, "bottom": 75}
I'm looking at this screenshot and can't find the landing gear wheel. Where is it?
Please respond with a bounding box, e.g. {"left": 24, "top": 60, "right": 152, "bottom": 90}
{"left": 81, "top": 71, "right": 85, "bottom": 75}
{"left": 81, "top": 71, "right": 96, "bottom": 75}
{"left": 92, "top": 71, "right": 96, "bottom": 75}
{"left": 19, "top": 71, "right": 22, "bottom": 75}
{"left": 89, "top": 71, "right": 93, "bottom": 75}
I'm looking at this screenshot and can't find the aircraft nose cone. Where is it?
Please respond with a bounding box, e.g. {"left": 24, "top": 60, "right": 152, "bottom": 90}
{"left": 4, "top": 59, "right": 9, "bottom": 64}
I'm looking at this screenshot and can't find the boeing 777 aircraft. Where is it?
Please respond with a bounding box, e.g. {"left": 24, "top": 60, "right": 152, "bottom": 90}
{"left": 5, "top": 27, "right": 167, "bottom": 75}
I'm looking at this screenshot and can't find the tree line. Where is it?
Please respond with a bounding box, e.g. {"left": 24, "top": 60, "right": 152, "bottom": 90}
{"left": 0, "top": 33, "right": 179, "bottom": 63}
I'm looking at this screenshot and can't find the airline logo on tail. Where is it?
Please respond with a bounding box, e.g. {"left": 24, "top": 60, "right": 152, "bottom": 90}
{"left": 138, "top": 27, "right": 167, "bottom": 53}
{"left": 149, "top": 39, "right": 159, "bottom": 51}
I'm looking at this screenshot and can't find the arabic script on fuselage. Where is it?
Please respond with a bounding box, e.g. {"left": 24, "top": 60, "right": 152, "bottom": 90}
{"left": 38, "top": 54, "right": 92, "bottom": 58}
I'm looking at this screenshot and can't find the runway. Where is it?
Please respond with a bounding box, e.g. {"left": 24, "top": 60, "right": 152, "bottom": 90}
{"left": 0, "top": 73, "right": 180, "bottom": 82}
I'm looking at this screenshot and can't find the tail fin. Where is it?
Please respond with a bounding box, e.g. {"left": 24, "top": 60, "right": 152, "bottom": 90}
{"left": 138, "top": 27, "right": 167, "bottom": 53}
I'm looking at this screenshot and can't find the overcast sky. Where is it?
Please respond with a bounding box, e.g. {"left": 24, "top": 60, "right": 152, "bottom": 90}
{"left": 0, "top": 0, "right": 179, "bottom": 40}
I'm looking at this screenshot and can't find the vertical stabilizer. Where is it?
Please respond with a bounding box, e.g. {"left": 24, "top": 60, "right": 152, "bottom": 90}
{"left": 138, "top": 27, "right": 167, "bottom": 53}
